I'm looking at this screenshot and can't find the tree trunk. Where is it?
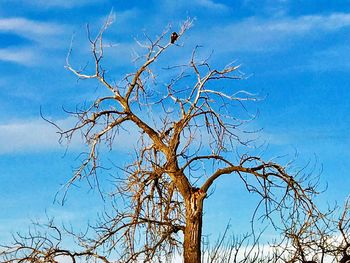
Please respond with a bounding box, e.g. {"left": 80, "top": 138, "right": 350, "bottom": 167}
{"left": 183, "top": 189, "right": 205, "bottom": 263}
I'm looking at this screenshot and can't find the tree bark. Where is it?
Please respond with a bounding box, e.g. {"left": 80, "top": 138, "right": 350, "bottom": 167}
{"left": 183, "top": 189, "right": 205, "bottom": 263}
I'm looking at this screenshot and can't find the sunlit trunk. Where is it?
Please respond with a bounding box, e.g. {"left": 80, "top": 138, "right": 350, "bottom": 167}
{"left": 183, "top": 191, "right": 204, "bottom": 263}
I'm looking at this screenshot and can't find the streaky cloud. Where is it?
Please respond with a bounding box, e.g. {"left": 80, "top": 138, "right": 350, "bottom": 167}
{"left": 2, "top": 0, "right": 105, "bottom": 9}
{"left": 0, "top": 17, "right": 67, "bottom": 40}
{"left": 0, "top": 117, "right": 138, "bottom": 154}
{"left": 0, "top": 47, "right": 36, "bottom": 65}
{"left": 190, "top": 12, "right": 350, "bottom": 53}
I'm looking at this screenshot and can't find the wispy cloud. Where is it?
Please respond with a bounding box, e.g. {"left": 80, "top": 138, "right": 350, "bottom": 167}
{"left": 195, "top": 0, "right": 228, "bottom": 10}
{"left": 3, "top": 0, "right": 105, "bottom": 9}
{"left": 302, "top": 44, "right": 350, "bottom": 72}
{"left": 193, "top": 12, "right": 350, "bottom": 53}
{"left": 0, "top": 17, "right": 66, "bottom": 39}
{"left": 0, "top": 119, "right": 62, "bottom": 154}
{"left": 0, "top": 47, "right": 37, "bottom": 65}
{"left": 0, "top": 117, "right": 139, "bottom": 154}
{"left": 243, "top": 0, "right": 290, "bottom": 17}
{"left": 0, "top": 17, "right": 70, "bottom": 66}
{"left": 0, "top": 117, "right": 89, "bottom": 154}
{"left": 160, "top": 0, "right": 228, "bottom": 14}
{"left": 261, "top": 13, "right": 350, "bottom": 33}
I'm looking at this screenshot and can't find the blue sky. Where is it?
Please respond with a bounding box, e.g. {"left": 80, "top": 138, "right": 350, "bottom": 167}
{"left": 1, "top": 0, "right": 350, "bottom": 246}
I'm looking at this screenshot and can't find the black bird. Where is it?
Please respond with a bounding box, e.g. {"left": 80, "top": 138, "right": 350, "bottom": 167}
{"left": 170, "top": 32, "right": 178, "bottom": 44}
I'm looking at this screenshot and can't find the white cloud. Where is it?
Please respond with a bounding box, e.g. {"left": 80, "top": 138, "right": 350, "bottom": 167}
{"left": 262, "top": 13, "right": 350, "bottom": 33}
{"left": 3, "top": 0, "right": 104, "bottom": 9}
{"left": 195, "top": 0, "right": 228, "bottom": 10}
{"left": 194, "top": 12, "right": 350, "bottom": 53}
{"left": 0, "top": 117, "right": 140, "bottom": 155}
{"left": 0, "top": 117, "right": 94, "bottom": 154}
{"left": 160, "top": 0, "right": 228, "bottom": 14}
{"left": 243, "top": 0, "right": 290, "bottom": 17}
{"left": 302, "top": 44, "right": 350, "bottom": 72}
{"left": 0, "top": 119, "right": 62, "bottom": 154}
{"left": 0, "top": 47, "right": 36, "bottom": 65}
{"left": 0, "top": 17, "right": 70, "bottom": 66}
{"left": 0, "top": 17, "right": 66, "bottom": 39}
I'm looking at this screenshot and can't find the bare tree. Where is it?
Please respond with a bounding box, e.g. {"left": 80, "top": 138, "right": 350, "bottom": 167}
{"left": 272, "top": 197, "right": 350, "bottom": 263}
{"left": 1, "top": 18, "right": 322, "bottom": 263}
{"left": 200, "top": 197, "right": 350, "bottom": 263}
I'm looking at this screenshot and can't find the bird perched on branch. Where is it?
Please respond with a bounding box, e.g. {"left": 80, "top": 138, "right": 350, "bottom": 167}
{"left": 170, "top": 32, "right": 178, "bottom": 44}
